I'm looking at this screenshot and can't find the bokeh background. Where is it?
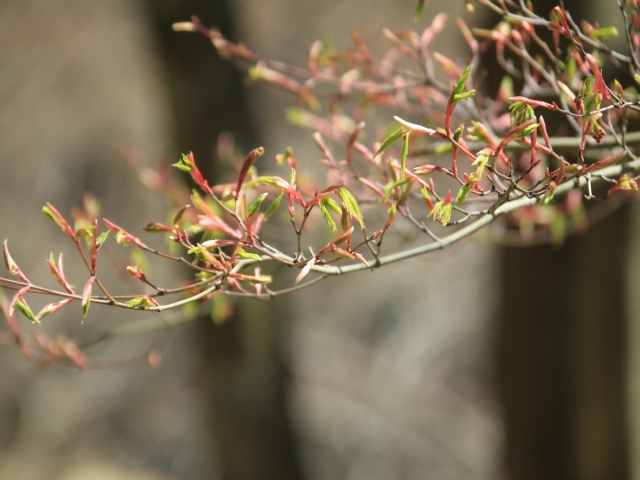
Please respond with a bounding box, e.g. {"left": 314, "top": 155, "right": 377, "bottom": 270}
{"left": 0, "top": 1, "right": 638, "bottom": 479}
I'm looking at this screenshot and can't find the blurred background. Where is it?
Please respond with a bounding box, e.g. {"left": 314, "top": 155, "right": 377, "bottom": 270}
{"left": 0, "top": 1, "right": 638, "bottom": 479}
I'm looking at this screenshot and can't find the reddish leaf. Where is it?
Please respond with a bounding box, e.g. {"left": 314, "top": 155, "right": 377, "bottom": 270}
{"left": 235, "top": 147, "right": 265, "bottom": 198}
{"left": 295, "top": 257, "right": 316, "bottom": 284}
{"left": 82, "top": 276, "right": 96, "bottom": 322}
{"left": 3, "top": 240, "right": 29, "bottom": 283}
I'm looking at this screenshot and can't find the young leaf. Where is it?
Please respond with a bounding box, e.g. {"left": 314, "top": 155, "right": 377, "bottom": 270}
{"left": 454, "top": 64, "right": 473, "bottom": 97}
{"left": 42, "top": 203, "right": 74, "bottom": 237}
{"left": 235, "top": 147, "right": 265, "bottom": 198}
{"left": 337, "top": 188, "right": 365, "bottom": 228}
{"left": 248, "top": 192, "right": 269, "bottom": 217}
{"left": 3, "top": 240, "right": 30, "bottom": 283}
{"left": 400, "top": 133, "right": 409, "bottom": 180}
{"left": 35, "top": 298, "right": 73, "bottom": 322}
{"left": 319, "top": 200, "right": 338, "bottom": 232}
{"left": 237, "top": 249, "right": 262, "bottom": 261}
{"left": 81, "top": 276, "right": 96, "bottom": 323}
{"left": 414, "top": 0, "right": 425, "bottom": 21}
{"left": 264, "top": 192, "right": 284, "bottom": 219}
{"left": 15, "top": 300, "right": 39, "bottom": 325}
{"left": 374, "top": 128, "right": 404, "bottom": 158}
{"left": 295, "top": 257, "right": 316, "bottom": 284}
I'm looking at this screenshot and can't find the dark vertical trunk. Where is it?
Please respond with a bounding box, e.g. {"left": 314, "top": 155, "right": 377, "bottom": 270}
{"left": 139, "top": 2, "right": 301, "bottom": 479}
{"left": 496, "top": 204, "right": 630, "bottom": 479}
{"left": 491, "top": 1, "right": 631, "bottom": 478}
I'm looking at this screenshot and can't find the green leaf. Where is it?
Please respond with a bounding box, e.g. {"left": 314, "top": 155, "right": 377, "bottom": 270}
{"left": 237, "top": 249, "right": 262, "bottom": 261}
{"left": 515, "top": 123, "right": 540, "bottom": 138}
{"left": 251, "top": 176, "right": 277, "bottom": 187}
{"left": 96, "top": 231, "right": 109, "bottom": 247}
{"left": 172, "top": 204, "right": 190, "bottom": 226}
{"left": 248, "top": 192, "right": 268, "bottom": 217}
{"left": 414, "top": 0, "right": 425, "bottom": 20}
{"left": 319, "top": 200, "right": 338, "bottom": 232}
{"left": 400, "top": 133, "right": 409, "bottom": 180}
{"left": 383, "top": 177, "right": 410, "bottom": 202}
{"left": 509, "top": 102, "right": 535, "bottom": 124}
{"left": 81, "top": 276, "right": 95, "bottom": 323}
{"left": 172, "top": 153, "right": 193, "bottom": 172}
{"left": 455, "top": 184, "right": 471, "bottom": 205}
{"left": 428, "top": 201, "right": 453, "bottom": 226}
{"left": 338, "top": 188, "right": 365, "bottom": 229}
{"left": 264, "top": 192, "right": 284, "bottom": 219}
{"left": 15, "top": 300, "right": 39, "bottom": 325}
{"left": 452, "top": 89, "right": 476, "bottom": 102}
{"left": 125, "top": 297, "right": 146, "bottom": 308}
{"left": 591, "top": 26, "right": 618, "bottom": 39}
{"left": 322, "top": 197, "right": 342, "bottom": 215}
{"left": 454, "top": 64, "right": 473, "bottom": 97}
{"left": 374, "top": 128, "right": 405, "bottom": 158}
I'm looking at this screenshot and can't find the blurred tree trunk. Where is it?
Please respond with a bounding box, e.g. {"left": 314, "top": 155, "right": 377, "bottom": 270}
{"left": 496, "top": 205, "right": 630, "bottom": 480}
{"left": 139, "top": 2, "right": 302, "bottom": 479}
{"left": 492, "top": 1, "right": 631, "bottom": 478}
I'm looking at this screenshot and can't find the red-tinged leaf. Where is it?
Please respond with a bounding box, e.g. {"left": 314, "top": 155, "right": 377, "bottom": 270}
{"left": 305, "top": 190, "right": 334, "bottom": 208}
{"left": 8, "top": 287, "right": 29, "bottom": 318}
{"left": 295, "top": 257, "right": 316, "bottom": 284}
{"left": 609, "top": 174, "right": 639, "bottom": 195}
{"left": 197, "top": 214, "right": 241, "bottom": 238}
{"left": 509, "top": 96, "right": 558, "bottom": 111}
{"left": 35, "top": 298, "right": 73, "bottom": 322}
{"left": 143, "top": 222, "right": 175, "bottom": 233}
{"left": 172, "top": 204, "right": 191, "bottom": 226}
{"left": 174, "top": 152, "right": 213, "bottom": 195}
{"left": 307, "top": 40, "right": 322, "bottom": 74}
{"left": 358, "top": 177, "right": 385, "bottom": 198}
{"left": 126, "top": 265, "right": 147, "bottom": 282}
{"left": 495, "top": 118, "right": 539, "bottom": 153}
{"left": 230, "top": 272, "right": 272, "bottom": 284}
{"left": 200, "top": 239, "right": 243, "bottom": 249}
{"left": 61, "top": 338, "right": 89, "bottom": 369}
{"left": 196, "top": 245, "right": 227, "bottom": 272}
{"left": 89, "top": 220, "right": 99, "bottom": 273}
{"left": 351, "top": 28, "right": 373, "bottom": 62}
{"left": 312, "top": 132, "right": 337, "bottom": 166}
{"left": 393, "top": 116, "right": 440, "bottom": 136}
{"left": 1, "top": 297, "right": 21, "bottom": 341}
{"left": 82, "top": 276, "right": 96, "bottom": 322}
{"left": 273, "top": 176, "right": 303, "bottom": 203}
{"left": 103, "top": 219, "right": 148, "bottom": 248}
{"left": 331, "top": 246, "right": 356, "bottom": 260}
{"left": 317, "top": 226, "right": 355, "bottom": 256}
{"left": 385, "top": 205, "right": 397, "bottom": 230}
{"left": 234, "top": 147, "right": 265, "bottom": 198}
{"left": 3, "top": 240, "right": 29, "bottom": 283}
{"left": 249, "top": 62, "right": 302, "bottom": 93}
{"left": 539, "top": 116, "right": 552, "bottom": 149}
{"left": 42, "top": 203, "right": 74, "bottom": 237}
{"left": 585, "top": 53, "right": 610, "bottom": 101}
{"left": 584, "top": 151, "right": 627, "bottom": 173}
{"left": 46, "top": 253, "right": 74, "bottom": 294}
{"left": 103, "top": 218, "right": 122, "bottom": 235}
{"left": 353, "top": 253, "right": 370, "bottom": 268}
